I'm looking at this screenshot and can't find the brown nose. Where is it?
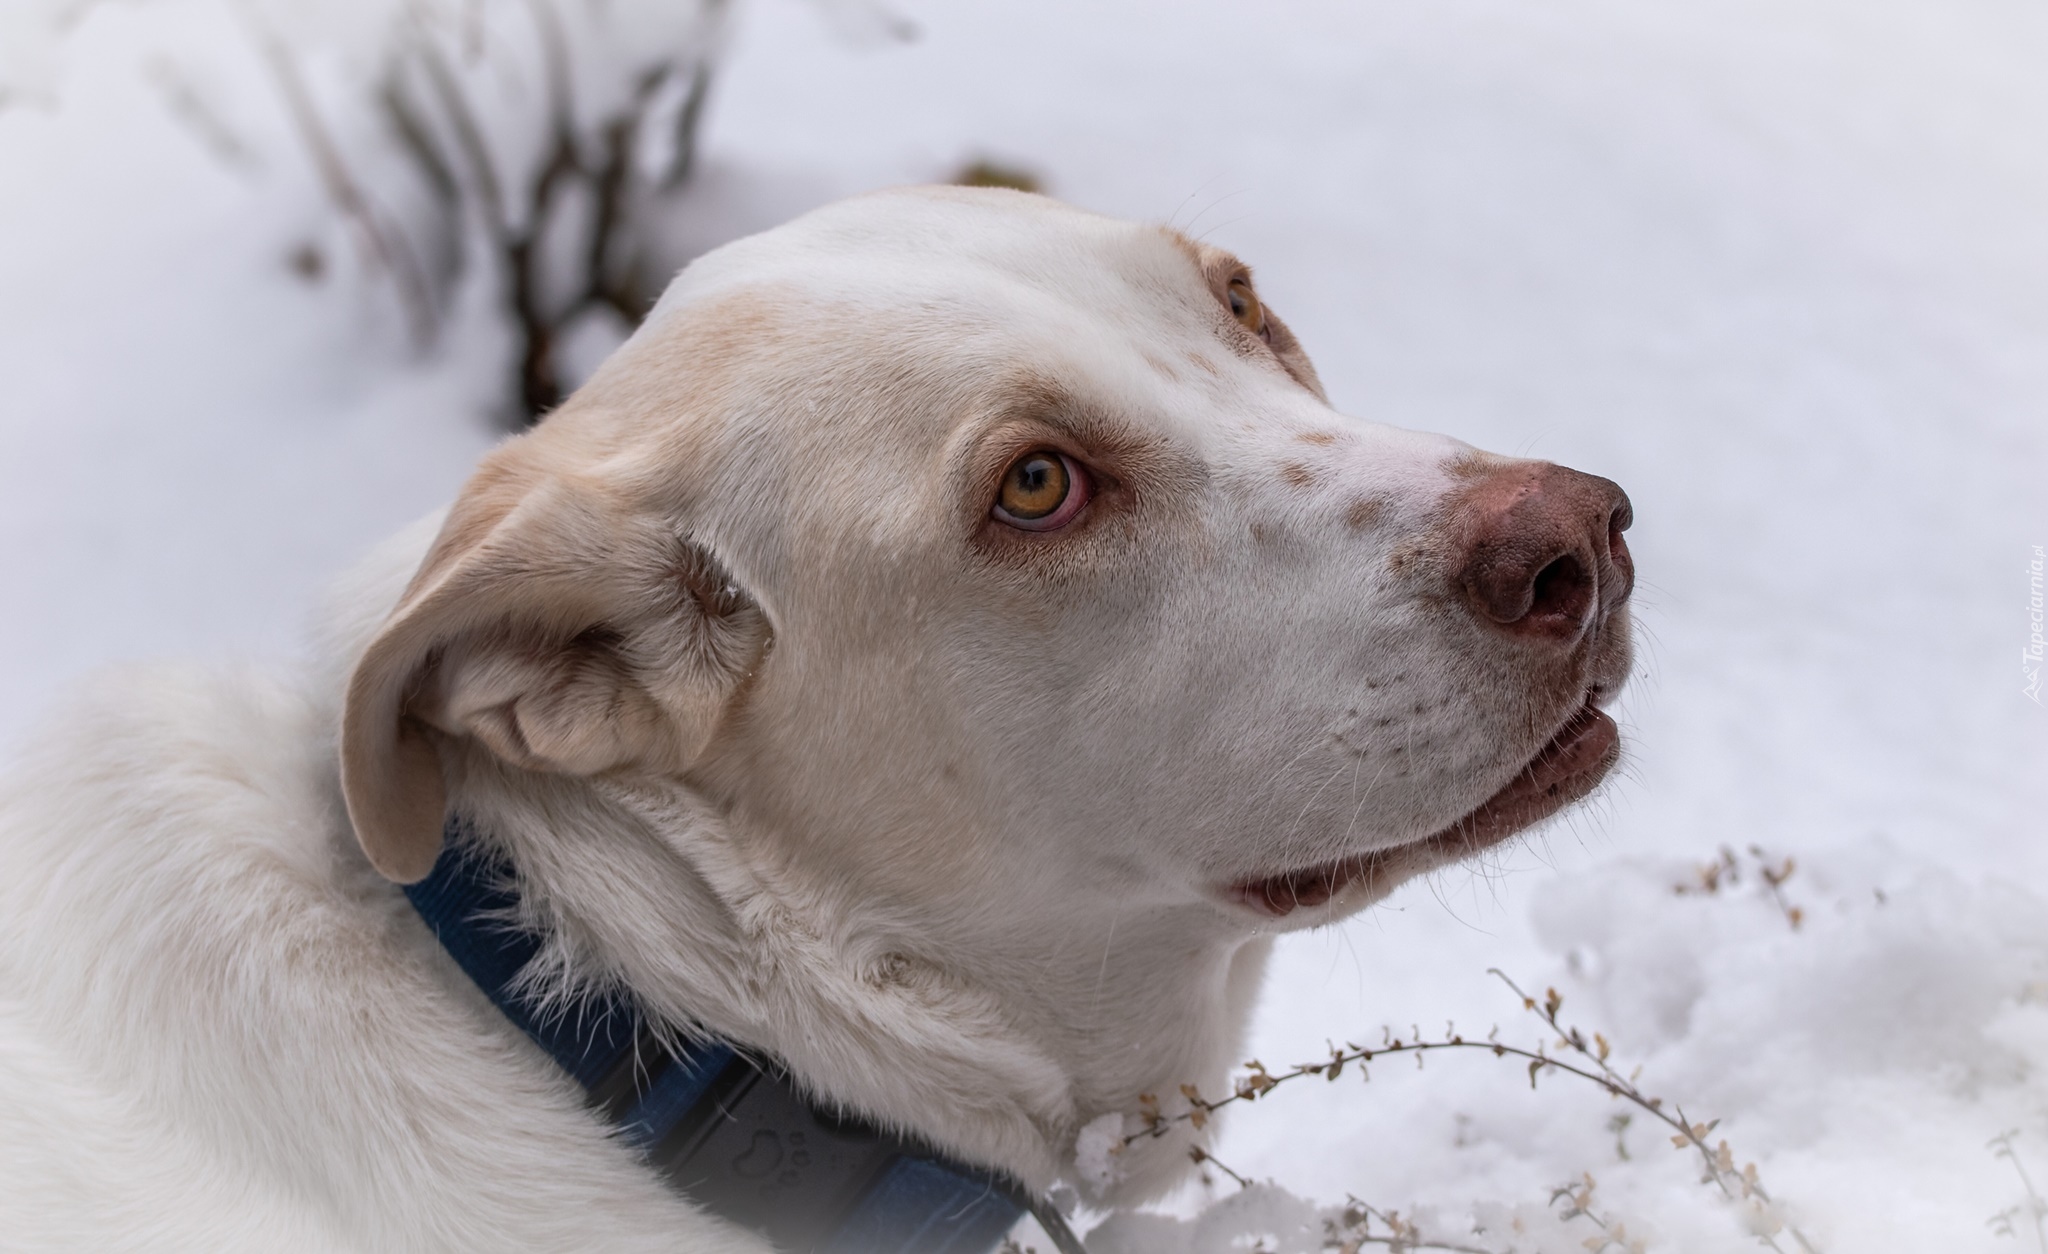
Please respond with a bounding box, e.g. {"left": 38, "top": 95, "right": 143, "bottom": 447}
{"left": 1454, "top": 463, "right": 1633, "bottom": 641}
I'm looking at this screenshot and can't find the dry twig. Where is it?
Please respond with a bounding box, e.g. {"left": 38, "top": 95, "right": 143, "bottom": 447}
{"left": 1321, "top": 1196, "right": 1507, "bottom": 1254}
{"left": 1990, "top": 1131, "right": 2048, "bottom": 1253}
{"left": 1122, "top": 970, "right": 1819, "bottom": 1253}
{"left": 223, "top": 0, "right": 725, "bottom": 417}
{"left": 1674, "top": 845, "right": 1805, "bottom": 930}
{"left": 232, "top": 0, "right": 436, "bottom": 341}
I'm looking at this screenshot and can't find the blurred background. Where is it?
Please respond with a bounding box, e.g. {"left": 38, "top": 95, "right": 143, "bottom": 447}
{"left": 2, "top": 1, "right": 2045, "bottom": 1249}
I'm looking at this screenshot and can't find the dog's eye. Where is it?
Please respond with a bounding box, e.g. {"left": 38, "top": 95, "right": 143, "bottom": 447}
{"left": 993, "top": 451, "right": 1091, "bottom": 531}
{"left": 1227, "top": 277, "right": 1265, "bottom": 337}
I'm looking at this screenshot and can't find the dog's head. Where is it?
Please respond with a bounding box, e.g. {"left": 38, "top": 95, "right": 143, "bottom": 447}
{"left": 342, "top": 187, "right": 1633, "bottom": 939}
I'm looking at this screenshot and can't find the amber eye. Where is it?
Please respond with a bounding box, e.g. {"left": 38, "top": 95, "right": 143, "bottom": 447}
{"left": 1226, "top": 276, "right": 1265, "bottom": 336}
{"left": 993, "top": 450, "right": 1092, "bottom": 531}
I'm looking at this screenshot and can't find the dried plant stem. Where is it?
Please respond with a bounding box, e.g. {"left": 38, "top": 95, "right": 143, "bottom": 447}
{"left": 1187, "top": 1144, "right": 1253, "bottom": 1190}
{"left": 1190, "top": 1146, "right": 1507, "bottom": 1254}
{"left": 1551, "top": 1175, "right": 1651, "bottom": 1254}
{"left": 1023, "top": 1197, "right": 1090, "bottom": 1254}
{"left": 1675, "top": 846, "right": 1804, "bottom": 930}
{"left": 410, "top": 35, "right": 508, "bottom": 237}
{"left": 1329, "top": 1196, "right": 1507, "bottom": 1254}
{"left": 1748, "top": 847, "right": 1805, "bottom": 930}
{"left": 409, "top": 2, "right": 677, "bottom": 418}
{"left": 658, "top": 61, "right": 715, "bottom": 190}
{"left": 234, "top": 0, "right": 435, "bottom": 342}
{"left": 1990, "top": 1131, "right": 2048, "bottom": 1253}
{"left": 1127, "top": 970, "right": 1818, "bottom": 1254}
{"left": 228, "top": 0, "right": 724, "bottom": 417}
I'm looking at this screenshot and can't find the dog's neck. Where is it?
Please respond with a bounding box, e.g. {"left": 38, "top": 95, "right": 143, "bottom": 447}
{"left": 439, "top": 749, "right": 1266, "bottom": 1202}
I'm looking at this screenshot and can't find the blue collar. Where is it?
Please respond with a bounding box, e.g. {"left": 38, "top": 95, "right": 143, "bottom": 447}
{"left": 405, "top": 820, "right": 1051, "bottom": 1254}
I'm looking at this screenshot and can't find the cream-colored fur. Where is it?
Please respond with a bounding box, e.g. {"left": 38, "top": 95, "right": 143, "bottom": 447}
{"left": 0, "top": 188, "right": 1630, "bottom": 1252}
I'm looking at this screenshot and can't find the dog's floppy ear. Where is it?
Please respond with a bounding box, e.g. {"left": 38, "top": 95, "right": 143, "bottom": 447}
{"left": 340, "top": 452, "right": 769, "bottom": 883}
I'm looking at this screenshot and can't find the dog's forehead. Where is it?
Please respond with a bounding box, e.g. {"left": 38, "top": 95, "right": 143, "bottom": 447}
{"left": 648, "top": 187, "right": 1212, "bottom": 332}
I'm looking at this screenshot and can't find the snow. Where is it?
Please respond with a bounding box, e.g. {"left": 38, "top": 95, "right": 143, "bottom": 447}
{"left": 3, "top": 0, "right": 2046, "bottom": 1250}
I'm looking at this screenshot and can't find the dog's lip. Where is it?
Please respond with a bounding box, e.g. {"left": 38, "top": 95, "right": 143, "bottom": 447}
{"left": 1224, "top": 701, "right": 1620, "bottom": 919}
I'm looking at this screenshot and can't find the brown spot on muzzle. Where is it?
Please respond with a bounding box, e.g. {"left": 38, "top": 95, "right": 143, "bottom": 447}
{"left": 1345, "top": 496, "right": 1387, "bottom": 530}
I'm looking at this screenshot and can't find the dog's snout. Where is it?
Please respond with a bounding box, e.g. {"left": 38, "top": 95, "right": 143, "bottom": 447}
{"left": 1453, "top": 464, "right": 1634, "bottom": 642}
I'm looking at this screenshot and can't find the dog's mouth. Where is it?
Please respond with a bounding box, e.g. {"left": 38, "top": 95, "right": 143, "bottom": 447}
{"left": 1226, "top": 701, "right": 1620, "bottom": 919}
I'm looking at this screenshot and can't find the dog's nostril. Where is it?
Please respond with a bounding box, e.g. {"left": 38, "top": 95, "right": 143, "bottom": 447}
{"left": 1528, "top": 553, "right": 1593, "bottom": 626}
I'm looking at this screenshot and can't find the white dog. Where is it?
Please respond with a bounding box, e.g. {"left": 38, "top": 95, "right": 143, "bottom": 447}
{"left": 0, "top": 188, "right": 1634, "bottom": 1253}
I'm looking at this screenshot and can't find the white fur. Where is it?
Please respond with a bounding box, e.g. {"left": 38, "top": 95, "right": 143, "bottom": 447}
{"left": 0, "top": 189, "right": 1629, "bottom": 1251}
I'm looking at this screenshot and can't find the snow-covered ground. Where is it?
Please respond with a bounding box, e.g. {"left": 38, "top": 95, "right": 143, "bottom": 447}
{"left": 3, "top": 1, "right": 2046, "bottom": 1250}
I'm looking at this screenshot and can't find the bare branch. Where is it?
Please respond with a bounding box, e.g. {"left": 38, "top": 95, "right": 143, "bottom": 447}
{"left": 233, "top": 0, "right": 435, "bottom": 342}
{"left": 661, "top": 61, "right": 714, "bottom": 189}
{"left": 1328, "top": 1197, "right": 1513, "bottom": 1254}
{"left": 409, "top": 33, "right": 508, "bottom": 241}
{"left": 523, "top": 0, "right": 578, "bottom": 157}
{"left": 1126, "top": 970, "right": 1820, "bottom": 1254}
{"left": 378, "top": 66, "right": 460, "bottom": 212}
{"left": 1989, "top": 1131, "right": 2048, "bottom": 1254}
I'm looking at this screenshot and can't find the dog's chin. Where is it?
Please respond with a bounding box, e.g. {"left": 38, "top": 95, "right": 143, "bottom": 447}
{"left": 1224, "top": 703, "right": 1621, "bottom": 920}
